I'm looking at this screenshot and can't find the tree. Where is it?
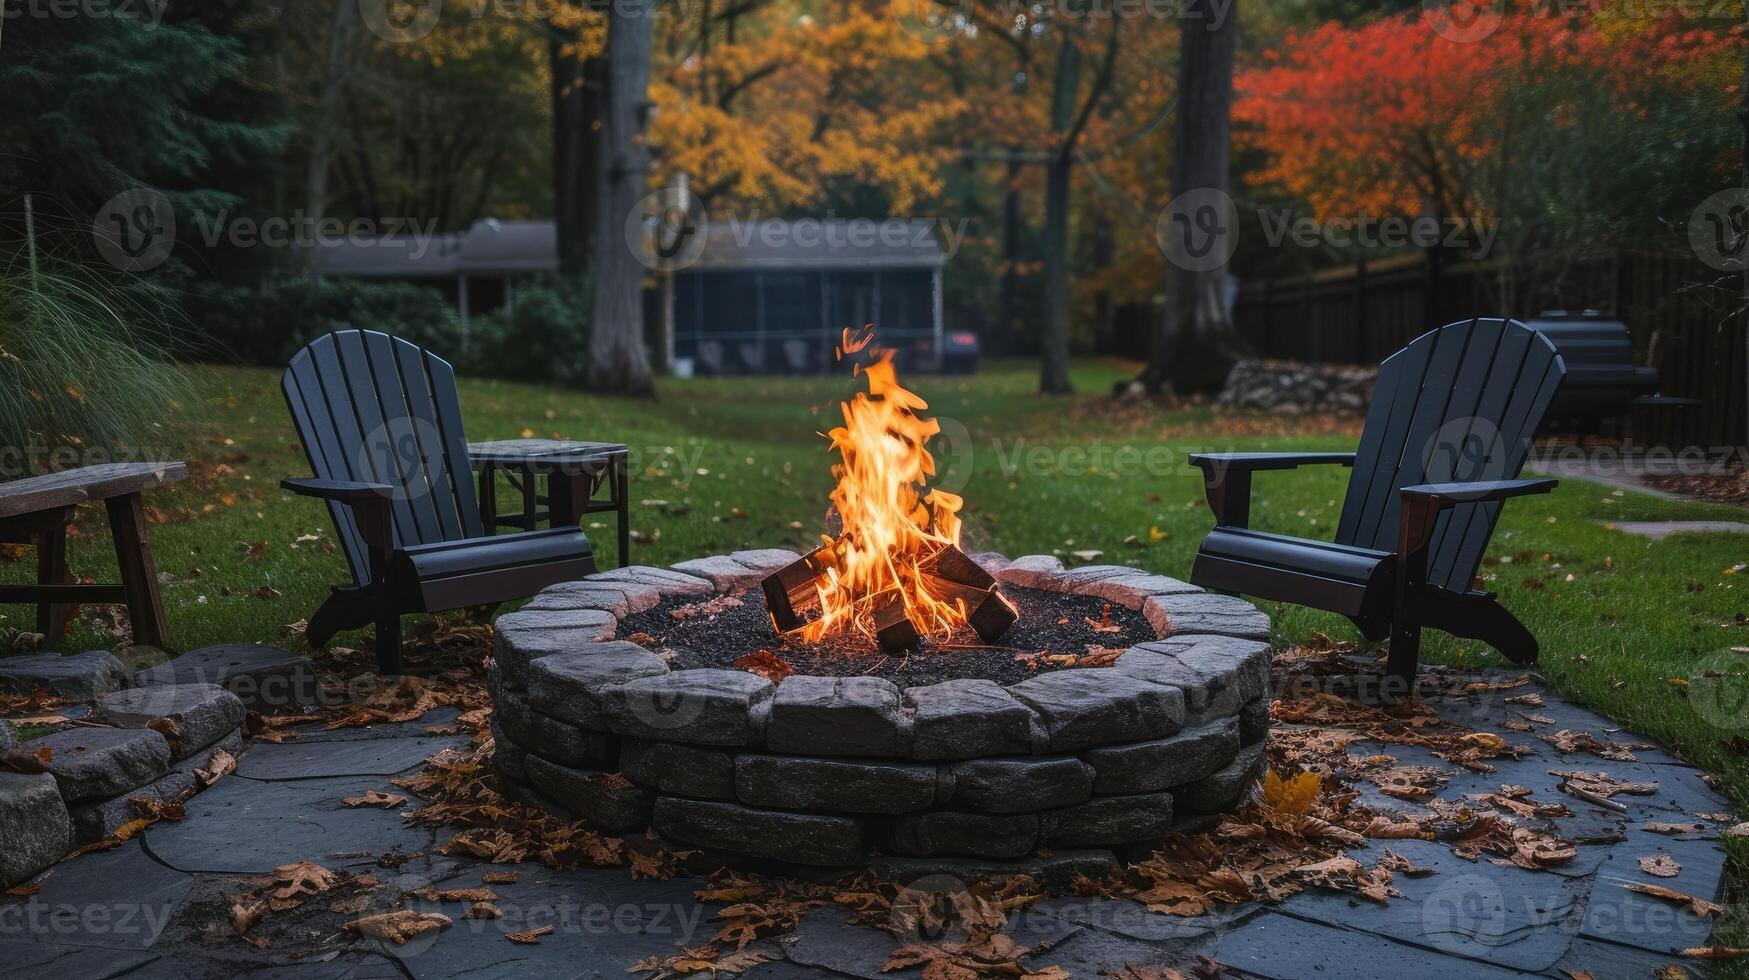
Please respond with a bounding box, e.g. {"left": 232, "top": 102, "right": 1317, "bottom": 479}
{"left": 1145, "top": 0, "right": 1248, "bottom": 395}
{"left": 588, "top": 0, "right": 659, "bottom": 396}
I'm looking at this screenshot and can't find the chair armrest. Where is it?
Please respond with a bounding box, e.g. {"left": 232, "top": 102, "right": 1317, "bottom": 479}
{"left": 1188, "top": 452, "right": 1357, "bottom": 473}
{"left": 1399, "top": 479, "right": 1557, "bottom": 506}
{"left": 1190, "top": 453, "right": 1356, "bottom": 528}
{"left": 281, "top": 478, "right": 394, "bottom": 503}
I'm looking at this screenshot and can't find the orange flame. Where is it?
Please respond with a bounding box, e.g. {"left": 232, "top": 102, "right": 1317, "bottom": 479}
{"left": 798, "top": 328, "right": 967, "bottom": 644}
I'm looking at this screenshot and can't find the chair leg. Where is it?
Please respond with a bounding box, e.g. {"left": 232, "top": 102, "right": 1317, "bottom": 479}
{"left": 375, "top": 610, "right": 403, "bottom": 676}
{"left": 35, "top": 525, "right": 67, "bottom": 642}
{"left": 105, "top": 493, "right": 169, "bottom": 649}
{"left": 1385, "top": 620, "right": 1421, "bottom": 686}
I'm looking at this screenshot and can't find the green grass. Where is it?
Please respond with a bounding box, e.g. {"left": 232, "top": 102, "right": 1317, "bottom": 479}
{"left": 15, "top": 358, "right": 1749, "bottom": 811}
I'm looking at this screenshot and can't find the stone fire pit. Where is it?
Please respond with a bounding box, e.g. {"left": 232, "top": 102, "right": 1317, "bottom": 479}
{"left": 488, "top": 551, "right": 1272, "bottom": 872}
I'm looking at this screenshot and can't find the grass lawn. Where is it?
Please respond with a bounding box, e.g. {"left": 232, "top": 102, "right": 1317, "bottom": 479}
{"left": 13, "top": 357, "right": 1749, "bottom": 811}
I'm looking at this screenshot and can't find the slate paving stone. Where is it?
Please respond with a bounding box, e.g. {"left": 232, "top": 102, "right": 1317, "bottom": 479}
{"left": 143, "top": 775, "right": 431, "bottom": 874}
{"left": 1020, "top": 926, "right": 1183, "bottom": 977}
{"left": 0, "top": 938, "right": 156, "bottom": 976}
{"left": 31, "top": 726, "right": 173, "bottom": 802}
{"left": 0, "top": 771, "right": 70, "bottom": 888}
{"left": 1274, "top": 837, "right": 1582, "bottom": 972}
{"left": 0, "top": 840, "right": 190, "bottom": 950}
{"left": 236, "top": 736, "right": 463, "bottom": 781}
{"left": 1548, "top": 937, "right": 1691, "bottom": 979}
{"left": 133, "top": 644, "right": 319, "bottom": 710}
{"left": 1580, "top": 832, "right": 1726, "bottom": 956}
{"left": 1213, "top": 912, "right": 1531, "bottom": 980}
{"left": 370, "top": 866, "right": 713, "bottom": 980}
{"left": 1030, "top": 896, "right": 1253, "bottom": 944}
{"left": 0, "top": 650, "right": 133, "bottom": 698}
{"left": 97, "top": 683, "right": 246, "bottom": 761}
{"left": 779, "top": 907, "right": 924, "bottom": 980}
{"left": 278, "top": 707, "right": 462, "bottom": 744}
{"left": 116, "top": 953, "right": 407, "bottom": 979}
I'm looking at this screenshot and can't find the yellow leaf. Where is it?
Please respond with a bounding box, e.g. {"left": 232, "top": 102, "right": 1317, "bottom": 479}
{"left": 1262, "top": 769, "right": 1320, "bottom": 819}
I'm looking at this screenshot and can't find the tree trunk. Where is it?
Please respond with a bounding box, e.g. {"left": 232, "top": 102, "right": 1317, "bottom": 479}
{"left": 552, "top": 2, "right": 601, "bottom": 282}
{"left": 1039, "top": 29, "right": 1083, "bottom": 396}
{"left": 304, "top": 0, "right": 356, "bottom": 261}
{"left": 1145, "top": 0, "right": 1249, "bottom": 395}
{"left": 1740, "top": 0, "right": 1748, "bottom": 452}
{"left": 587, "top": 0, "right": 656, "bottom": 396}
{"left": 999, "top": 153, "right": 1023, "bottom": 338}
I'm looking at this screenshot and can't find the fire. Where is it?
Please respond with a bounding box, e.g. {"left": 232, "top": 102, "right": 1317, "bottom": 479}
{"left": 797, "top": 327, "right": 969, "bottom": 644}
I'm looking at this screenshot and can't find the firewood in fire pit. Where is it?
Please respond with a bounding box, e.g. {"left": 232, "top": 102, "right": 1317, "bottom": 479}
{"left": 761, "top": 546, "right": 835, "bottom": 633}
{"left": 872, "top": 590, "right": 920, "bottom": 652}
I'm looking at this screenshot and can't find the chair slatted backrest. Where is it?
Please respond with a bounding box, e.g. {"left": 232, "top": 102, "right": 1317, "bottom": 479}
{"left": 1335, "top": 318, "right": 1566, "bottom": 594}
{"left": 283, "top": 330, "right": 484, "bottom": 584}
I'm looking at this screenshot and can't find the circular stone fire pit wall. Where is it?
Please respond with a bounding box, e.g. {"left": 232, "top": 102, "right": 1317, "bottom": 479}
{"left": 488, "top": 551, "right": 1271, "bottom": 869}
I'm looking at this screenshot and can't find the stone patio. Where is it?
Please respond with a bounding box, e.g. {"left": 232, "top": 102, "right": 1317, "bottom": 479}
{"left": 0, "top": 637, "right": 1738, "bottom": 977}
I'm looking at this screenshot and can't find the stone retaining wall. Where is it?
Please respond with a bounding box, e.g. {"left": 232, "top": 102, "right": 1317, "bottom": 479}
{"left": 1218, "top": 359, "right": 1377, "bottom": 415}
{"left": 489, "top": 552, "right": 1273, "bottom": 871}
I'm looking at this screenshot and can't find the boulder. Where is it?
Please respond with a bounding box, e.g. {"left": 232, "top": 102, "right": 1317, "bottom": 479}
{"left": 0, "top": 650, "right": 132, "bottom": 698}
{"left": 0, "top": 772, "right": 70, "bottom": 887}
{"left": 32, "top": 727, "right": 173, "bottom": 802}
{"left": 133, "top": 644, "right": 318, "bottom": 710}
{"left": 97, "top": 683, "right": 246, "bottom": 761}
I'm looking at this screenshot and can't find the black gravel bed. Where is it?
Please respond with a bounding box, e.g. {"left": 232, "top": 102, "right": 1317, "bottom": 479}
{"left": 616, "top": 585, "right": 1154, "bottom": 687}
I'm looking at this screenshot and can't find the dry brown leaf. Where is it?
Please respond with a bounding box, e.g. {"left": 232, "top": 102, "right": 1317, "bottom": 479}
{"left": 342, "top": 790, "right": 408, "bottom": 809}
{"left": 481, "top": 871, "right": 521, "bottom": 884}
{"left": 195, "top": 748, "right": 236, "bottom": 786}
{"left": 1622, "top": 883, "right": 1724, "bottom": 917}
{"left": 506, "top": 924, "right": 555, "bottom": 945}
{"left": 1678, "top": 947, "right": 1749, "bottom": 959}
{"left": 466, "top": 902, "right": 502, "bottom": 920}
{"left": 1639, "top": 854, "right": 1682, "bottom": 878}
{"left": 342, "top": 910, "right": 453, "bottom": 945}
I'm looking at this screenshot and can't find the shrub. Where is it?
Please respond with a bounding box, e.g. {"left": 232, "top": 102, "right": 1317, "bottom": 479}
{"left": 185, "top": 276, "right": 462, "bottom": 366}
{"left": 464, "top": 281, "right": 590, "bottom": 383}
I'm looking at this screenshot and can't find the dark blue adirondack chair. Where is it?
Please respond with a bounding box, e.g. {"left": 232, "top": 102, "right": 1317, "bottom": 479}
{"left": 1189, "top": 317, "right": 1567, "bottom": 681}
{"left": 281, "top": 330, "right": 597, "bottom": 673}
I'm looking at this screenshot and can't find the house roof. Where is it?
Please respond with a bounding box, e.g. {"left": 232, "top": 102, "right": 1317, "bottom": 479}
{"left": 307, "top": 217, "right": 945, "bottom": 278}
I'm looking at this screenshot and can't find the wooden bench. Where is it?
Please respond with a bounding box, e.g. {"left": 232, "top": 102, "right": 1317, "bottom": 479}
{"left": 0, "top": 461, "right": 187, "bottom": 649}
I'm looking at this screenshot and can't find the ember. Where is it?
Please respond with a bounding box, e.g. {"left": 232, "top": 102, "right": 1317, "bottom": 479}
{"left": 762, "top": 327, "right": 1016, "bottom": 651}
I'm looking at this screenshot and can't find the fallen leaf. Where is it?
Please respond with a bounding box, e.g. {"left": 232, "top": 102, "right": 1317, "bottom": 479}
{"left": 1622, "top": 882, "right": 1723, "bottom": 917}
{"left": 1640, "top": 854, "right": 1681, "bottom": 878}
{"left": 342, "top": 790, "right": 408, "bottom": 809}
{"left": 342, "top": 910, "right": 453, "bottom": 945}
{"left": 506, "top": 924, "right": 555, "bottom": 945}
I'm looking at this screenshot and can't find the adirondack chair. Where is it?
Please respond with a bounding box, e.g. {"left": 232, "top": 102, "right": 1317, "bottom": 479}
{"left": 1189, "top": 317, "right": 1567, "bottom": 682}
{"left": 281, "top": 329, "right": 597, "bottom": 674}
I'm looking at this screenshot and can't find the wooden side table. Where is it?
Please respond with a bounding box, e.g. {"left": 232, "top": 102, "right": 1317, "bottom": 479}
{"left": 467, "top": 440, "right": 630, "bottom": 568}
{"left": 0, "top": 461, "right": 187, "bottom": 648}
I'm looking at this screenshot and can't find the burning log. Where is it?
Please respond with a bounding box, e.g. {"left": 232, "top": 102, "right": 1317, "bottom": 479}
{"left": 761, "top": 544, "right": 1016, "bottom": 650}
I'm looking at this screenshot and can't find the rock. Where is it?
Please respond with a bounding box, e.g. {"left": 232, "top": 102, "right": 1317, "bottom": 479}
{"left": 1112, "top": 648, "right": 1217, "bottom": 711}
{"left": 522, "top": 581, "right": 653, "bottom": 618}
{"left": 766, "top": 676, "right": 905, "bottom": 757}
{"left": 1142, "top": 593, "right": 1271, "bottom": 642}
{"left": 0, "top": 718, "right": 12, "bottom": 751}
{"left": 728, "top": 549, "right": 803, "bottom": 575}
{"left": 1082, "top": 718, "right": 1240, "bottom": 794}
{"left": 492, "top": 690, "right": 611, "bottom": 767}
{"left": 492, "top": 608, "right": 618, "bottom": 686}
{"left": 604, "top": 669, "right": 773, "bottom": 746}
{"left": 588, "top": 565, "right": 714, "bottom": 598}
{"left": 0, "top": 650, "right": 132, "bottom": 698}
{"left": 1239, "top": 698, "right": 1270, "bottom": 746}
{"left": 1217, "top": 360, "right": 1376, "bottom": 415}
{"left": 133, "top": 643, "right": 318, "bottom": 709}
{"left": 946, "top": 757, "right": 1093, "bottom": 813}
{"left": 1008, "top": 670, "right": 1184, "bottom": 751}
{"left": 1175, "top": 743, "right": 1266, "bottom": 814}
{"left": 967, "top": 552, "right": 1012, "bottom": 575}
{"left": 68, "top": 771, "right": 198, "bottom": 845}
{"left": 524, "top": 641, "right": 670, "bottom": 728}
{"left": 0, "top": 772, "right": 70, "bottom": 887}
{"left": 1070, "top": 573, "right": 1201, "bottom": 609}
{"left": 905, "top": 680, "right": 1035, "bottom": 760}
{"left": 1044, "top": 792, "right": 1175, "bottom": 847}
{"left": 670, "top": 555, "right": 767, "bottom": 591}
{"left": 889, "top": 811, "right": 1039, "bottom": 859}
{"left": 96, "top": 683, "right": 246, "bottom": 761}
{"left": 171, "top": 728, "right": 243, "bottom": 777}
{"left": 653, "top": 797, "right": 866, "bottom": 866}
{"left": 994, "top": 554, "right": 1065, "bottom": 590}
{"left": 32, "top": 726, "right": 172, "bottom": 802}
{"left": 736, "top": 755, "right": 937, "bottom": 814}
{"left": 1142, "top": 635, "right": 1272, "bottom": 704}
{"left": 523, "top": 756, "right": 653, "bottom": 832}
{"left": 620, "top": 739, "right": 736, "bottom": 800}
{"left": 492, "top": 723, "right": 530, "bottom": 782}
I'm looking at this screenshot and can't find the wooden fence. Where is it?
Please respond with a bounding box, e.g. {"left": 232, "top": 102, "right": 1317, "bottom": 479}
{"left": 1228, "top": 252, "right": 1747, "bottom": 452}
